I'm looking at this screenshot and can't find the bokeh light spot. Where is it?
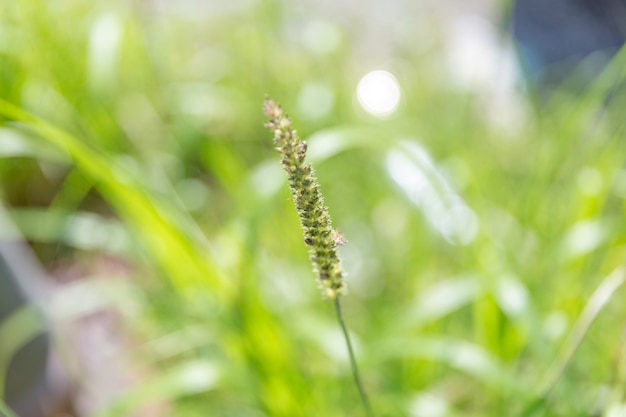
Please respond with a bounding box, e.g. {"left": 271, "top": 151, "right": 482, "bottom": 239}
{"left": 356, "top": 70, "right": 401, "bottom": 117}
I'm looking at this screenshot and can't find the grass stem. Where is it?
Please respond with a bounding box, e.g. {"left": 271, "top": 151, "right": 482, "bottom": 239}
{"left": 334, "top": 298, "right": 374, "bottom": 417}
{"left": 519, "top": 266, "right": 626, "bottom": 417}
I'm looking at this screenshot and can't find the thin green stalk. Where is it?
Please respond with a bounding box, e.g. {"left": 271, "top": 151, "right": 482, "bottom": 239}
{"left": 539, "top": 266, "right": 626, "bottom": 396}
{"left": 334, "top": 298, "right": 374, "bottom": 417}
{"left": 520, "top": 266, "right": 626, "bottom": 417}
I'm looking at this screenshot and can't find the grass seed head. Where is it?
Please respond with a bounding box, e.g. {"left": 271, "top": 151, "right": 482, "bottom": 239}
{"left": 264, "top": 97, "right": 346, "bottom": 299}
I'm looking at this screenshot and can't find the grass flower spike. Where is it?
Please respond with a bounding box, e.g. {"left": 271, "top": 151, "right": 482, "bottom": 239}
{"left": 265, "top": 97, "right": 373, "bottom": 416}
{"left": 264, "top": 97, "right": 346, "bottom": 299}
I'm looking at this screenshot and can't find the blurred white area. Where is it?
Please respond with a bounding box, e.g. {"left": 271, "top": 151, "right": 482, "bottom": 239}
{"left": 88, "top": 13, "right": 122, "bottom": 92}
{"left": 543, "top": 310, "right": 569, "bottom": 340}
{"left": 444, "top": 14, "right": 526, "bottom": 133}
{"left": 494, "top": 274, "right": 529, "bottom": 318}
{"left": 148, "top": 0, "right": 523, "bottom": 130}
{"left": 605, "top": 403, "right": 626, "bottom": 417}
{"left": 562, "top": 219, "right": 606, "bottom": 259}
{"left": 407, "top": 276, "right": 482, "bottom": 326}
{"left": 445, "top": 15, "right": 516, "bottom": 90}
{"left": 408, "top": 391, "right": 449, "bottom": 417}
{"left": 356, "top": 70, "right": 401, "bottom": 117}
{"left": 302, "top": 0, "right": 524, "bottom": 130}
{"left": 387, "top": 141, "right": 479, "bottom": 245}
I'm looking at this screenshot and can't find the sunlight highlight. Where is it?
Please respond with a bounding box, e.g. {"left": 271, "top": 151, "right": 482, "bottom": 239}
{"left": 356, "top": 70, "right": 401, "bottom": 117}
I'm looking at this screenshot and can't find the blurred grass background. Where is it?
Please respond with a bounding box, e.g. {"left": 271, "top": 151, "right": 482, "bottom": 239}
{"left": 2, "top": 0, "right": 626, "bottom": 416}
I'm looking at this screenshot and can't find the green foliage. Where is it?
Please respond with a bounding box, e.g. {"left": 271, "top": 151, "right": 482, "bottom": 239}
{"left": 2, "top": 0, "right": 626, "bottom": 416}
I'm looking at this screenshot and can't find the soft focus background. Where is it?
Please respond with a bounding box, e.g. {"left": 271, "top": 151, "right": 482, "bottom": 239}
{"left": 2, "top": 0, "right": 626, "bottom": 416}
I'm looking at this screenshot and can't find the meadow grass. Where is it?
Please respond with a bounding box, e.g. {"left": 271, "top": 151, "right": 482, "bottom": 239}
{"left": 2, "top": 1, "right": 626, "bottom": 416}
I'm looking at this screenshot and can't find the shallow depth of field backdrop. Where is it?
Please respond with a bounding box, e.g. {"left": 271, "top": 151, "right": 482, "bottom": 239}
{"left": 2, "top": 0, "right": 626, "bottom": 416}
